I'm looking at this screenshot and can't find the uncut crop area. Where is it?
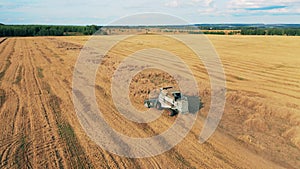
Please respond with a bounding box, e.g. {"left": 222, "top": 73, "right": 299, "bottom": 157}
{"left": 0, "top": 35, "right": 299, "bottom": 169}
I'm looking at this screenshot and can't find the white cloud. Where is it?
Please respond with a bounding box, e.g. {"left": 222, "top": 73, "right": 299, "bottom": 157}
{"left": 165, "top": 0, "right": 214, "bottom": 8}
{"left": 228, "top": 0, "right": 299, "bottom": 10}
{"left": 186, "top": 0, "right": 217, "bottom": 16}
{"left": 227, "top": 0, "right": 300, "bottom": 15}
{"left": 197, "top": 7, "right": 218, "bottom": 15}
{"left": 165, "top": 0, "right": 180, "bottom": 8}
{"left": 191, "top": 0, "right": 213, "bottom": 7}
{"left": 190, "top": 0, "right": 214, "bottom": 7}
{"left": 1, "top": 0, "right": 299, "bottom": 24}
{"left": 232, "top": 0, "right": 263, "bottom": 6}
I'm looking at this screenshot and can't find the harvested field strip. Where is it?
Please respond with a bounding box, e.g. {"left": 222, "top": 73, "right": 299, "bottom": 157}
{"left": 29, "top": 39, "right": 92, "bottom": 168}
{"left": 0, "top": 139, "right": 19, "bottom": 168}
{"left": 223, "top": 64, "right": 299, "bottom": 81}
{"left": 0, "top": 38, "right": 9, "bottom": 55}
{"left": 0, "top": 59, "right": 11, "bottom": 80}
{"left": 48, "top": 93, "right": 93, "bottom": 168}
{"left": 0, "top": 38, "right": 93, "bottom": 168}
{"left": 11, "top": 89, "right": 20, "bottom": 134}
{"left": 223, "top": 61, "right": 300, "bottom": 85}
{"left": 0, "top": 89, "right": 5, "bottom": 108}
{"left": 34, "top": 42, "right": 52, "bottom": 63}
{"left": 14, "top": 65, "right": 22, "bottom": 84}
{"left": 0, "top": 39, "right": 16, "bottom": 84}
{"left": 14, "top": 135, "right": 33, "bottom": 169}
{"left": 39, "top": 39, "right": 95, "bottom": 167}
{"left": 47, "top": 38, "right": 83, "bottom": 49}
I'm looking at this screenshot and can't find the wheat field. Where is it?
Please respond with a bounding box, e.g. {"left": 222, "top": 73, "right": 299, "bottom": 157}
{"left": 0, "top": 35, "right": 299, "bottom": 168}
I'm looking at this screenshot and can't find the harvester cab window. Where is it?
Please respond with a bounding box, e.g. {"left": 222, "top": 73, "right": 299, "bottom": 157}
{"left": 173, "top": 92, "right": 181, "bottom": 101}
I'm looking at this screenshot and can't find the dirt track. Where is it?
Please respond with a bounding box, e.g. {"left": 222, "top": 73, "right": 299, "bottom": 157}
{"left": 0, "top": 35, "right": 299, "bottom": 168}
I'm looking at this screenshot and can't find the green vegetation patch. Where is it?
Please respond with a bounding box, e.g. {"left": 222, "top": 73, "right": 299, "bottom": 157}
{"left": 0, "top": 89, "right": 6, "bottom": 108}
{"left": 14, "top": 135, "right": 27, "bottom": 168}
{"left": 47, "top": 90, "right": 94, "bottom": 168}
{"left": 0, "top": 59, "right": 11, "bottom": 80}
{"left": 235, "top": 76, "right": 245, "bottom": 81}
{"left": 14, "top": 66, "right": 22, "bottom": 84}
{"left": 37, "top": 67, "right": 44, "bottom": 78}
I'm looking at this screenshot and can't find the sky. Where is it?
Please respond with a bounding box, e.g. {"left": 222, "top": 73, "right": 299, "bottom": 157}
{"left": 0, "top": 0, "right": 300, "bottom": 25}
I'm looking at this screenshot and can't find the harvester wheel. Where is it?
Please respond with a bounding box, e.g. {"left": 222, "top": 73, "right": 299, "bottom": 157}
{"left": 169, "top": 109, "right": 177, "bottom": 116}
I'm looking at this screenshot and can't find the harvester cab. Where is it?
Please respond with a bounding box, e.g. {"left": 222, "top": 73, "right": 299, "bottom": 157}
{"left": 144, "top": 87, "right": 189, "bottom": 116}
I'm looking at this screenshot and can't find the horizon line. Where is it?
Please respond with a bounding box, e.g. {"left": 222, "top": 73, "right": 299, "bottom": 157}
{"left": 1, "top": 23, "right": 300, "bottom": 26}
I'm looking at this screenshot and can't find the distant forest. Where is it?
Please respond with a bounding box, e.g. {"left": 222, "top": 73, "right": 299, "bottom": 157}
{"left": 196, "top": 25, "right": 300, "bottom": 36}
{"left": 190, "top": 28, "right": 300, "bottom": 36}
{"left": 240, "top": 28, "right": 300, "bottom": 36}
{"left": 0, "top": 24, "right": 300, "bottom": 36}
{"left": 0, "top": 25, "right": 102, "bottom": 37}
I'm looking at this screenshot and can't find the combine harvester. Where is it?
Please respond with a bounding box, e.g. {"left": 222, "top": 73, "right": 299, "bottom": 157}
{"left": 144, "top": 87, "right": 189, "bottom": 116}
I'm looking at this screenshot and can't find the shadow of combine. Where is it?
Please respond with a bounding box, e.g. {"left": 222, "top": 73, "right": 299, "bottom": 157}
{"left": 186, "top": 96, "right": 203, "bottom": 114}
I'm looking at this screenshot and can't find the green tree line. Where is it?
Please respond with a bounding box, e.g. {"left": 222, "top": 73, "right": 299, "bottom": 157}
{"left": 1, "top": 24, "right": 299, "bottom": 36}
{"left": 189, "top": 28, "right": 300, "bottom": 36}
{"left": 241, "top": 28, "right": 300, "bottom": 36}
{"left": 0, "top": 25, "right": 102, "bottom": 37}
